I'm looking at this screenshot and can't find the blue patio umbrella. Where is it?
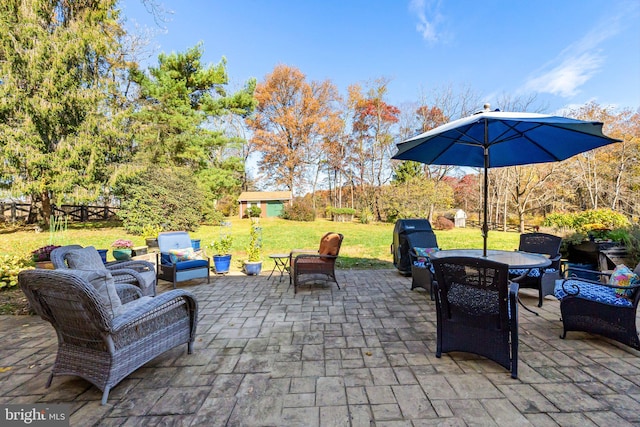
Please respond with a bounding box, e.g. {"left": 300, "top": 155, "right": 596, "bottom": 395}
{"left": 392, "top": 108, "right": 621, "bottom": 256}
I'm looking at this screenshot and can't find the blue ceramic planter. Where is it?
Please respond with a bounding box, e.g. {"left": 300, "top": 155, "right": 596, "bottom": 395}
{"left": 244, "top": 261, "right": 262, "bottom": 276}
{"left": 213, "top": 254, "right": 231, "bottom": 274}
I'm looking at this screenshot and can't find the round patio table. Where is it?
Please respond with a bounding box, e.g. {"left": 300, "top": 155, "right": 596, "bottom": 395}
{"left": 429, "top": 249, "right": 551, "bottom": 315}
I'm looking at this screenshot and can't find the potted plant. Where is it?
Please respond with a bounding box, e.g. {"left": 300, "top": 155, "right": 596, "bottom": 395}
{"left": 111, "top": 239, "right": 133, "bottom": 261}
{"left": 141, "top": 224, "right": 162, "bottom": 251}
{"left": 210, "top": 235, "right": 233, "bottom": 274}
{"left": 31, "top": 245, "right": 61, "bottom": 269}
{"left": 244, "top": 219, "right": 263, "bottom": 275}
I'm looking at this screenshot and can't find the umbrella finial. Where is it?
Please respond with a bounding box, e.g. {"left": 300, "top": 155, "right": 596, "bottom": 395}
{"left": 484, "top": 103, "right": 491, "bottom": 111}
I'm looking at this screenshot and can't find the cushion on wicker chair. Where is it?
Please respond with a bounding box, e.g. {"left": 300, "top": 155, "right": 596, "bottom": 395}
{"left": 508, "top": 267, "right": 557, "bottom": 278}
{"left": 169, "top": 247, "right": 197, "bottom": 263}
{"left": 413, "top": 247, "right": 439, "bottom": 272}
{"left": 319, "top": 233, "right": 341, "bottom": 256}
{"left": 68, "top": 269, "right": 123, "bottom": 316}
{"left": 414, "top": 247, "right": 439, "bottom": 257}
{"left": 554, "top": 279, "right": 633, "bottom": 307}
{"left": 173, "top": 259, "right": 209, "bottom": 270}
{"left": 65, "top": 246, "right": 106, "bottom": 270}
{"left": 118, "top": 295, "right": 154, "bottom": 313}
{"left": 609, "top": 264, "right": 639, "bottom": 297}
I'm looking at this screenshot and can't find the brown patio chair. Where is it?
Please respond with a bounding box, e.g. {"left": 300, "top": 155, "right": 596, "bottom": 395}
{"left": 18, "top": 269, "right": 198, "bottom": 405}
{"left": 509, "top": 232, "right": 562, "bottom": 307}
{"left": 432, "top": 256, "right": 519, "bottom": 378}
{"left": 289, "top": 232, "right": 343, "bottom": 294}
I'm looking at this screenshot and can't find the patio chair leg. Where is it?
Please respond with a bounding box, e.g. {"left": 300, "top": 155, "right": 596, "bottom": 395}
{"left": 101, "top": 387, "right": 110, "bottom": 405}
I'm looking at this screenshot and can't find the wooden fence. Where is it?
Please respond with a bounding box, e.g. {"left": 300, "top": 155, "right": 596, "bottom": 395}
{"left": 466, "top": 219, "right": 537, "bottom": 233}
{"left": 0, "top": 202, "right": 120, "bottom": 223}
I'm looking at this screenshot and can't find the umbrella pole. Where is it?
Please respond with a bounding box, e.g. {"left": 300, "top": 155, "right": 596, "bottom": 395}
{"left": 482, "top": 120, "right": 489, "bottom": 257}
{"left": 482, "top": 157, "right": 489, "bottom": 257}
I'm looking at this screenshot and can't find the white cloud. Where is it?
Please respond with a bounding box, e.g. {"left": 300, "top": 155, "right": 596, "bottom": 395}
{"left": 524, "top": 52, "right": 604, "bottom": 98}
{"left": 522, "top": 4, "right": 635, "bottom": 98}
{"left": 409, "top": 0, "right": 443, "bottom": 43}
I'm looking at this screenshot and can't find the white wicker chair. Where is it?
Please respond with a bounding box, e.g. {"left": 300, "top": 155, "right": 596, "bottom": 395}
{"left": 18, "top": 269, "right": 198, "bottom": 405}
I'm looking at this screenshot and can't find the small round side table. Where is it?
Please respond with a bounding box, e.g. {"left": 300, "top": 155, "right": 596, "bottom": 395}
{"left": 268, "top": 254, "right": 290, "bottom": 282}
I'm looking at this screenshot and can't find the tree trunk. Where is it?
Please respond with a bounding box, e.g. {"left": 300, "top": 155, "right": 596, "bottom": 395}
{"left": 40, "top": 193, "right": 52, "bottom": 227}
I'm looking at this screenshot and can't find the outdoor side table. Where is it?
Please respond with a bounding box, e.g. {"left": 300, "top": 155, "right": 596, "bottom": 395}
{"left": 268, "top": 254, "right": 290, "bottom": 282}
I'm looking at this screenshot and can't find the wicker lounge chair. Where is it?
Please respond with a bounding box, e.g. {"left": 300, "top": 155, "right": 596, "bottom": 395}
{"left": 51, "top": 245, "right": 157, "bottom": 296}
{"left": 509, "top": 232, "right": 562, "bottom": 307}
{"left": 432, "top": 256, "right": 519, "bottom": 378}
{"left": 18, "top": 269, "right": 198, "bottom": 405}
{"left": 289, "top": 232, "right": 343, "bottom": 294}
{"left": 555, "top": 263, "right": 640, "bottom": 350}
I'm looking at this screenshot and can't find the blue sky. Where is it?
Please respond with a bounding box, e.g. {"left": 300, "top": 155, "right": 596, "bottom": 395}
{"left": 121, "top": 0, "right": 640, "bottom": 115}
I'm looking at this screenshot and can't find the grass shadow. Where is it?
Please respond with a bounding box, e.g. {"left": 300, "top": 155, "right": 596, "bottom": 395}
{"left": 337, "top": 256, "right": 394, "bottom": 270}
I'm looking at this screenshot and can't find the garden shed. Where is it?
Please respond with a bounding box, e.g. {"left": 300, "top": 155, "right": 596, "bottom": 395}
{"left": 237, "top": 191, "right": 293, "bottom": 218}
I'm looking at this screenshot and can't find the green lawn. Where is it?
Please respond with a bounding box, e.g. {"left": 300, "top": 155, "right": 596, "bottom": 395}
{"left": 2, "top": 217, "right": 521, "bottom": 272}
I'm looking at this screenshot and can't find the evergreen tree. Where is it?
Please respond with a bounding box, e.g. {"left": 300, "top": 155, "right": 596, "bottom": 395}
{"left": 0, "top": 0, "right": 129, "bottom": 224}
{"left": 129, "top": 43, "right": 256, "bottom": 200}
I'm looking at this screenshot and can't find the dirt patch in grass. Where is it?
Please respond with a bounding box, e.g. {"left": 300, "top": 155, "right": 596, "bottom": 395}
{"left": 0, "top": 288, "right": 32, "bottom": 316}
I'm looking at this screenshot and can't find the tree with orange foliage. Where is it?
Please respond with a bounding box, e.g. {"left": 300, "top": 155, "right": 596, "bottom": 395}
{"left": 347, "top": 79, "right": 400, "bottom": 219}
{"left": 248, "top": 65, "right": 341, "bottom": 196}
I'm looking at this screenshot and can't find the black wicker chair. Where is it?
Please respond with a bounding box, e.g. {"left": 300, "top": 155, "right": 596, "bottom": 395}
{"left": 509, "top": 232, "right": 562, "bottom": 307}
{"left": 432, "top": 256, "right": 519, "bottom": 378}
{"left": 555, "top": 263, "right": 640, "bottom": 350}
{"left": 408, "top": 234, "right": 440, "bottom": 299}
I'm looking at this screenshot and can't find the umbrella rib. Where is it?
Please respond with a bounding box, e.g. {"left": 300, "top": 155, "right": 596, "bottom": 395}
{"left": 399, "top": 127, "right": 485, "bottom": 163}
{"left": 488, "top": 121, "right": 599, "bottom": 162}
{"left": 492, "top": 122, "right": 563, "bottom": 161}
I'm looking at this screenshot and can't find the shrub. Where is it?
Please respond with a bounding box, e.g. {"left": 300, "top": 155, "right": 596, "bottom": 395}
{"left": 326, "top": 207, "right": 356, "bottom": 216}
{"left": 544, "top": 209, "right": 629, "bottom": 233}
{"left": 202, "top": 208, "right": 227, "bottom": 226}
{"left": 434, "top": 216, "right": 454, "bottom": 230}
{"left": 359, "top": 208, "right": 374, "bottom": 224}
{"left": 247, "top": 206, "right": 262, "bottom": 218}
{"left": 281, "top": 201, "right": 316, "bottom": 222}
{"left": 118, "top": 167, "right": 206, "bottom": 233}
{"left": 626, "top": 224, "right": 640, "bottom": 265}
{"left": 0, "top": 254, "right": 33, "bottom": 289}
{"left": 141, "top": 224, "right": 163, "bottom": 239}
{"left": 214, "top": 194, "right": 238, "bottom": 217}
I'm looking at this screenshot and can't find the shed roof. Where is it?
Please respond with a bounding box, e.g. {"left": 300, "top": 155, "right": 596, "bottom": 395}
{"left": 238, "top": 191, "right": 293, "bottom": 202}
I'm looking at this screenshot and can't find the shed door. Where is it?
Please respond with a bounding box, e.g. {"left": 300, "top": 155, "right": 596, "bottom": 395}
{"left": 266, "top": 201, "right": 284, "bottom": 217}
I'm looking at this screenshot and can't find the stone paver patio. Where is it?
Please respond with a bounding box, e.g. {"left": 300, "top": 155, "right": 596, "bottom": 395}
{"left": 3, "top": 269, "right": 640, "bottom": 426}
